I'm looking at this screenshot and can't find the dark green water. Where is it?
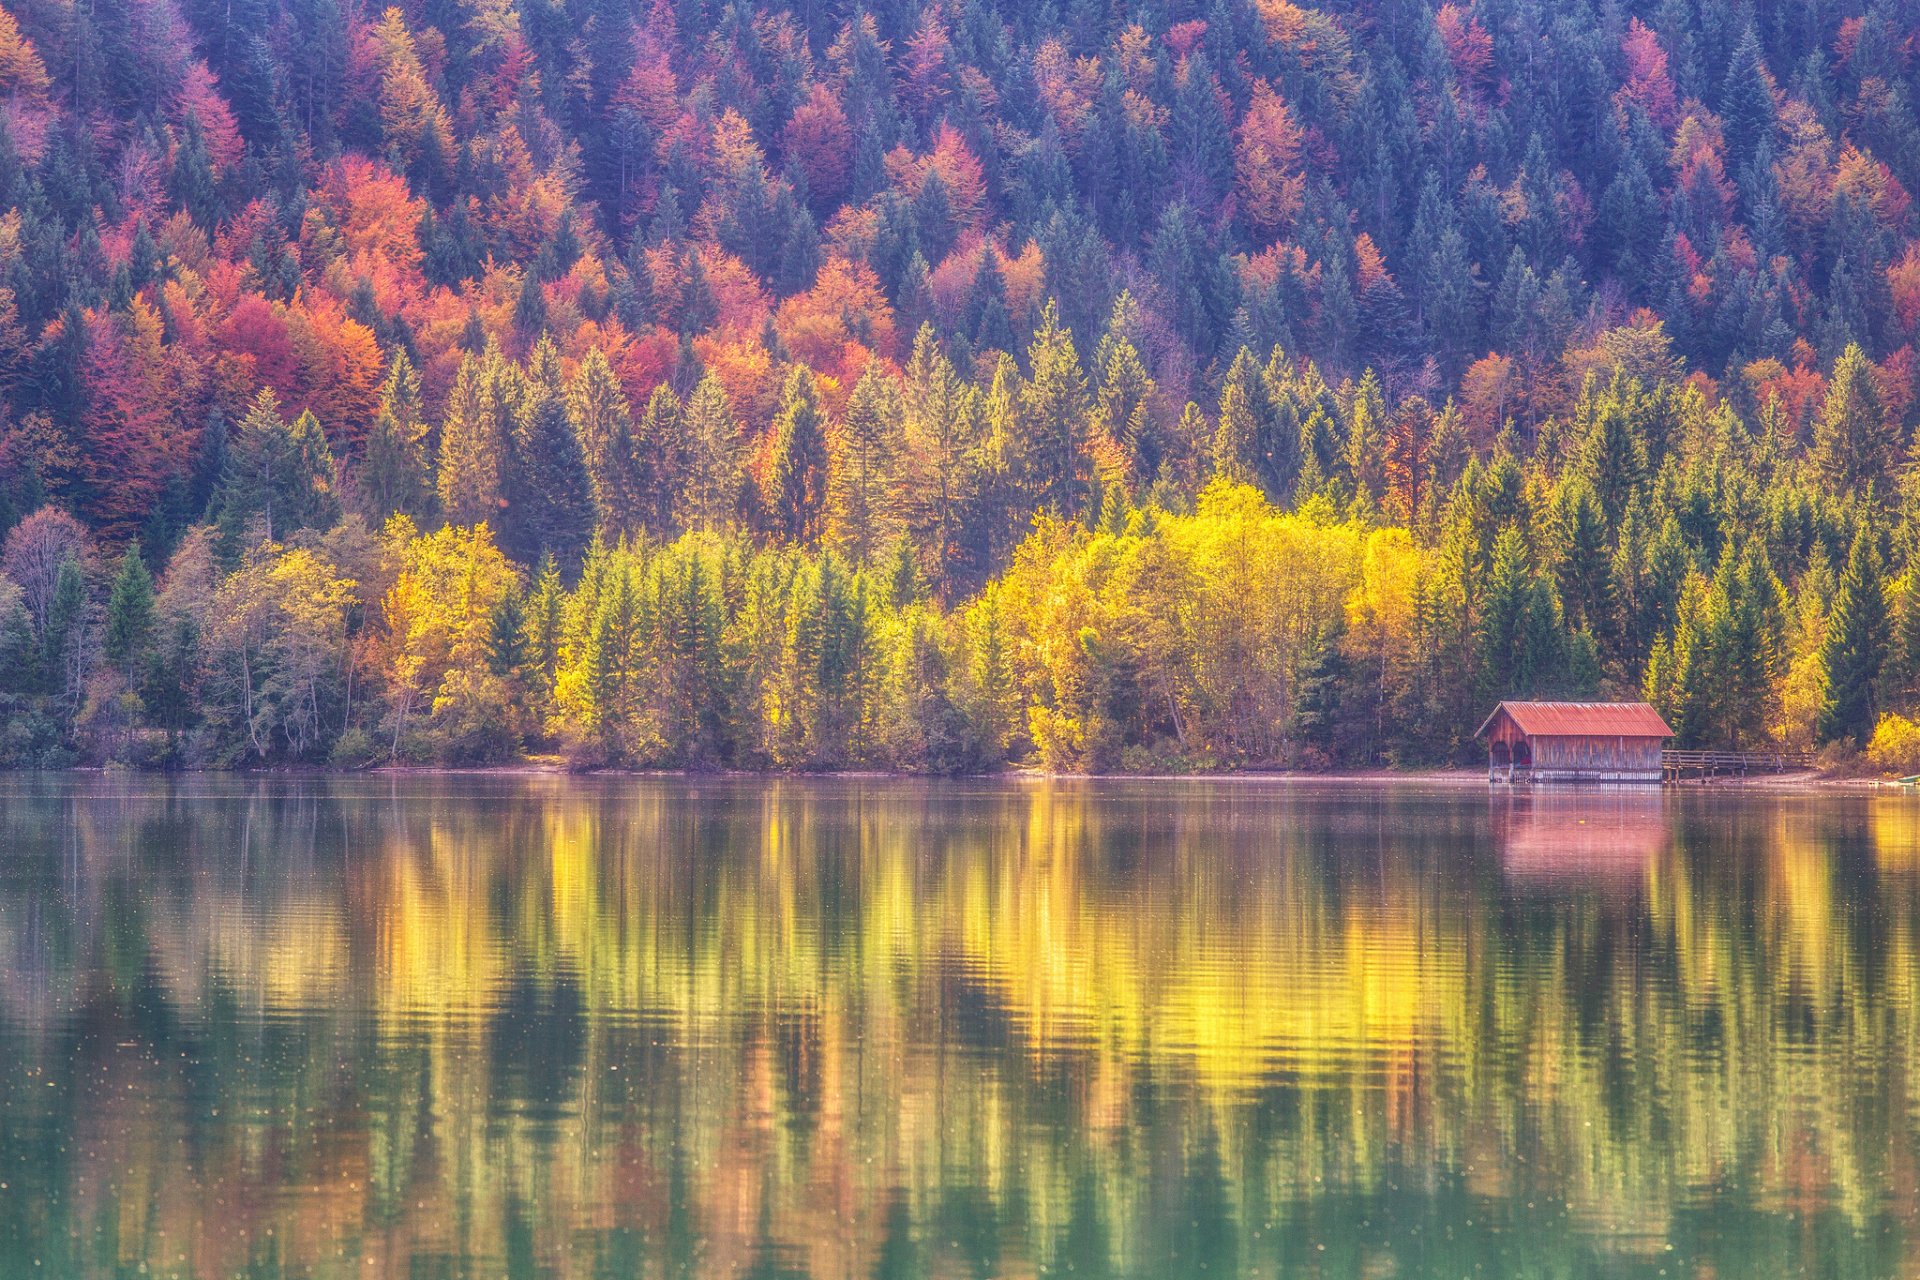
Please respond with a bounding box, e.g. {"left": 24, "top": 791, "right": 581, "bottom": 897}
{"left": 2, "top": 775, "right": 1919, "bottom": 1278}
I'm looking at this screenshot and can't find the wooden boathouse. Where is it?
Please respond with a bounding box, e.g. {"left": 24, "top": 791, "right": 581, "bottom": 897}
{"left": 1477, "top": 701, "right": 1674, "bottom": 784}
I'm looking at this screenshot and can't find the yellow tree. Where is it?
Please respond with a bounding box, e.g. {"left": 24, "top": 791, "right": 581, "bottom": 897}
{"left": 376, "top": 517, "right": 521, "bottom": 759}
{"left": 369, "top": 8, "right": 455, "bottom": 180}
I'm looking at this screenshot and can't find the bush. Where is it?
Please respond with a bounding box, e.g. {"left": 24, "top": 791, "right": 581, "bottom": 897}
{"left": 329, "top": 727, "right": 383, "bottom": 769}
{"left": 1866, "top": 714, "right": 1920, "bottom": 776}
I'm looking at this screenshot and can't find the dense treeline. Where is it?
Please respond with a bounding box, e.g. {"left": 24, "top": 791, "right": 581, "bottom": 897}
{"left": 0, "top": 0, "right": 1916, "bottom": 769}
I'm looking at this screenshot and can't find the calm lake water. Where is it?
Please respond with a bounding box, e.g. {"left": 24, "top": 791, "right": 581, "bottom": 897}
{"left": 3, "top": 776, "right": 1920, "bottom": 1278}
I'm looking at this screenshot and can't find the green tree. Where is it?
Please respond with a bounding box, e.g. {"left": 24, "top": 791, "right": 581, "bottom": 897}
{"left": 1019, "top": 301, "right": 1093, "bottom": 516}
{"left": 826, "top": 363, "right": 903, "bottom": 563}
{"left": 502, "top": 337, "right": 595, "bottom": 570}
{"left": 763, "top": 365, "right": 829, "bottom": 544}
{"left": 355, "top": 350, "right": 435, "bottom": 524}
{"left": 681, "top": 374, "right": 745, "bottom": 530}
{"left": 216, "top": 390, "right": 341, "bottom": 552}
{"left": 436, "top": 354, "right": 498, "bottom": 528}
{"left": 103, "top": 541, "right": 155, "bottom": 680}
{"left": 632, "top": 384, "right": 689, "bottom": 536}
{"left": 1818, "top": 528, "right": 1887, "bottom": 746}
{"left": 568, "top": 348, "right": 645, "bottom": 537}
{"left": 1811, "top": 345, "right": 1893, "bottom": 495}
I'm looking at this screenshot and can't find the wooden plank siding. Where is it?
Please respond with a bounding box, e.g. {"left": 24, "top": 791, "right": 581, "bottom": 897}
{"left": 1479, "top": 702, "right": 1674, "bottom": 785}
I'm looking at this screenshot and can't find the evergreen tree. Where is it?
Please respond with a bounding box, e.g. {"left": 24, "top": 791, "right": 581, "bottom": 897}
{"left": 103, "top": 541, "right": 155, "bottom": 682}
{"left": 502, "top": 337, "right": 595, "bottom": 570}
{"left": 632, "top": 384, "right": 688, "bottom": 536}
{"left": 763, "top": 366, "right": 830, "bottom": 544}
{"left": 1811, "top": 345, "right": 1893, "bottom": 497}
{"left": 826, "top": 363, "right": 903, "bottom": 563}
{"left": 1020, "top": 302, "right": 1093, "bottom": 516}
{"left": 1721, "top": 27, "right": 1777, "bottom": 176}
{"left": 1818, "top": 528, "right": 1887, "bottom": 745}
{"left": 568, "top": 348, "right": 644, "bottom": 536}
{"left": 681, "top": 373, "right": 744, "bottom": 530}
{"left": 437, "top": 352, "right": 506, "bottom": 528}
{"left": 355, "top": 349, "right": 435, "bottom": 524}
{"left": 1212, "top": 348, "right": 1267, "bottom": 489}
{"left": 216, "top": 389, "right": 340, "bottom": 552}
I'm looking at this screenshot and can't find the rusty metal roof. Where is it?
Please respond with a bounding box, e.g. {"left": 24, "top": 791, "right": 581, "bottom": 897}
{"left": 1475, "top": 701, "right": 1674, "bottom": 740}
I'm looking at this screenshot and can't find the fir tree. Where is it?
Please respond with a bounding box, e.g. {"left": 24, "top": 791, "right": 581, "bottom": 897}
{"left": 1812, "top": 345, "right": 1893, "bottom": 497}
{"left": 216, "top": 389, "right": 340, "bottom": 552}
{"left": 355, "top": 350, "right": 435, "bottom": 524}
{"left": 1818, "top": 528, "right": 1887, "bottom": 746}
{"left": 103, "top": 541, "right": 155, "bottom": 681}
{"left": 1020, "top": 302, "right": 1093, "bottom": 516}
{"left": 763, "top": 365, "right": 830, "bottom": 544}
{"left": 502, "top": 337, "right": 594, "bottom": 570}
{"left": 437, "top": 353, "right": 505, "bottom": 528}
{"left": 568, "top": 347, "right": 643, "bottom": 537}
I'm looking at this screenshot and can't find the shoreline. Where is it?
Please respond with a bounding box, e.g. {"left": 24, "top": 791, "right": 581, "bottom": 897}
{"left": 21, "top": 762, "right": 1895, "bottom": 791}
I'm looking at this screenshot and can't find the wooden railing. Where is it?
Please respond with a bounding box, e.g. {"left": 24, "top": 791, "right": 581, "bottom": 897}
{"left": 1661, "top": 749, "right": 1814, "bottom": 781}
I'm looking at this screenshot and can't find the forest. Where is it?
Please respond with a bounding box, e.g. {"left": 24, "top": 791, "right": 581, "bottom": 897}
{"left": 0, "top": 0, "right": 1915, "bottom": 771}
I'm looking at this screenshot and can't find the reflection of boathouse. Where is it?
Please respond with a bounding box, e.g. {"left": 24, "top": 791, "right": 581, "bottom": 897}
{"left": 1477, "top": 701, "right": 1674, "bottom": 784}
{"left": 1493, "top": 790, "right": 1671, "bottom": 884}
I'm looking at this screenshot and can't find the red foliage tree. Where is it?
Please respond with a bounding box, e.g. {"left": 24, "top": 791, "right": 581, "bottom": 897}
{"left": 783, "top": 84, "right": 853, "bottom": 207}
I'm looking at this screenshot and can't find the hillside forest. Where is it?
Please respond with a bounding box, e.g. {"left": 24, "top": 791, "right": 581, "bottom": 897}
{"left": 0, "top": 0, "right": 1917, "bottom": 771}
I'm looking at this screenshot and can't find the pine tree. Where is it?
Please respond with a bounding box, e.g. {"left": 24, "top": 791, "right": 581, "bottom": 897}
{"left": 437, "top": 352, "right": 505, "bottom": 528}
{"left": 103, "top": 541, "right": 155, "bottom": 681}
{"left": 1344, "top": 372, "right": 1389, "bottom": 505}
{"left": 681, "top": 373, "right": 744, "bottom": 530}
{"left": 1020, "top": 301, "right": 1093, "bottom": 516}
{"left": 1811, "top": 345, "right": 1893, "bottom": 495}
{"left": 1212, "top": 348, "right": 1266, "bottom": 489}
{"left": 502, "top": 336, "right": 594, "bottom": 570}
{"left": 568, "top": 347, "right": 643, "bottom": 536}
{"left": 486, "top": 585, "right": 528, "bottom": 677}
{"left": 1720, "top": 27, "right": 1776, "bottom": 176}
{"left": 632, "top": 384, "right": 688, "bottom": 536}
{"left": 525, "top": 552, "right": 566, "bottom": 688}
{"left": 826, "top": 363, "right": 902, "bottom": 564}
{"left": 355, "top": 350, "right": 435, "bottom": 524}
{"left": 763, "top": 365, "right": 830, "bottom": 543}
{"left": 1818, "top": 528, "right": 1888, "bottom": 746}
{"left": 216, "top": 389, "right": 339, "bottom": 552}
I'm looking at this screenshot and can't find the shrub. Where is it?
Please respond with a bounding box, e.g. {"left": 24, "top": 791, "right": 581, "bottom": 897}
{"left": 1866, "top": 714, "right": 1920, "bottom": 776}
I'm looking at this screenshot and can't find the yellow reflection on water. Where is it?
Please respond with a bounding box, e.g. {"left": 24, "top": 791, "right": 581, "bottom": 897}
{"left": 2, "top": 778, "right": 1919, "bottom": 1278}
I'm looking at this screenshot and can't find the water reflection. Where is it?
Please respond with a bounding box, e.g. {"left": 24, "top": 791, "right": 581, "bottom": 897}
{"left": 1494, "top": 789, "right": 1670, "bottom": 886}
{"left": 0, "top": 776, "right": 1918, "bottom": 1278}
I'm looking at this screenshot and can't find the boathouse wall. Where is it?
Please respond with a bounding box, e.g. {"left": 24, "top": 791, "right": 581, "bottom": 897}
{"left": 1479, "top": 702, "right": 1673, "bottom": 785}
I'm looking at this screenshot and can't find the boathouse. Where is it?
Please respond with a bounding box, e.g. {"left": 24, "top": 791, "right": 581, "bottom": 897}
{"left": 1476, "top": 701, "right": 1673, "bottom": 784}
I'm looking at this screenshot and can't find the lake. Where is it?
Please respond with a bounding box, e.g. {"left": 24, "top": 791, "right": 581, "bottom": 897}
{"left": 2, "top": 775, "right": 1918, "bottom": 1278}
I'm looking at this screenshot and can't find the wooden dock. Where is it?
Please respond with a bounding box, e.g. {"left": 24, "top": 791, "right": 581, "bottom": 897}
{"left": 1661, "top": 749, "right": 1814, "bottom": 782}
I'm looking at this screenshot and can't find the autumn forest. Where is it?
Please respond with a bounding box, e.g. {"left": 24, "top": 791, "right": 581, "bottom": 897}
{"left": 0, "top": 0, "right": 1916, "bottom": 771}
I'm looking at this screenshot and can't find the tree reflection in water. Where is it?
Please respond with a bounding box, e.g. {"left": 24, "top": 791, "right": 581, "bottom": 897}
{"left": 0, "top": 775, "right": 1917, "bottom": 1278}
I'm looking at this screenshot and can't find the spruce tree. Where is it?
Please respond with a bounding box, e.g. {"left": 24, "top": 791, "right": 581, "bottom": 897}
{"left": 763, "top": 365, "right": 830, "bottom": 544}
{"left": 103, "top": 541, "right": 155, "bottom": 681}
{"left": 1811, "top": 345, "right": 1893, "bottom": 495}
{"left": 503, "top": 337, "right": 594, "bottom": 570}
{"left": 356, "top": 350, "right": 435, "bottom": 524}
{"left": 633, "top": 383, "right": 688, "bottom": 536}
{"left": 1721, "top": 27, "right": 1776, "bottom": 176}
{"left": 1020, "top": 302, "right": 1093, "bottom": 516}
{"left": 682, "top": 373, "right": 744, "bottom": 530}
{"left": 568, "top": 347, "right": 643, "bottom": 536}
{"left": 216, "top": 390, "right": 339, "bottom": 552}
{"left": 1818, "top": 528, "right": 1888, "bottom": 746}
{"left": 1212, "top": 348, "right": 1266, "bottom": 489}
{"left": 825, "top": 363, "right": 902, "bottom": 564}
{"left": 436, "top": 353, "right": 504, "bottom": 528}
